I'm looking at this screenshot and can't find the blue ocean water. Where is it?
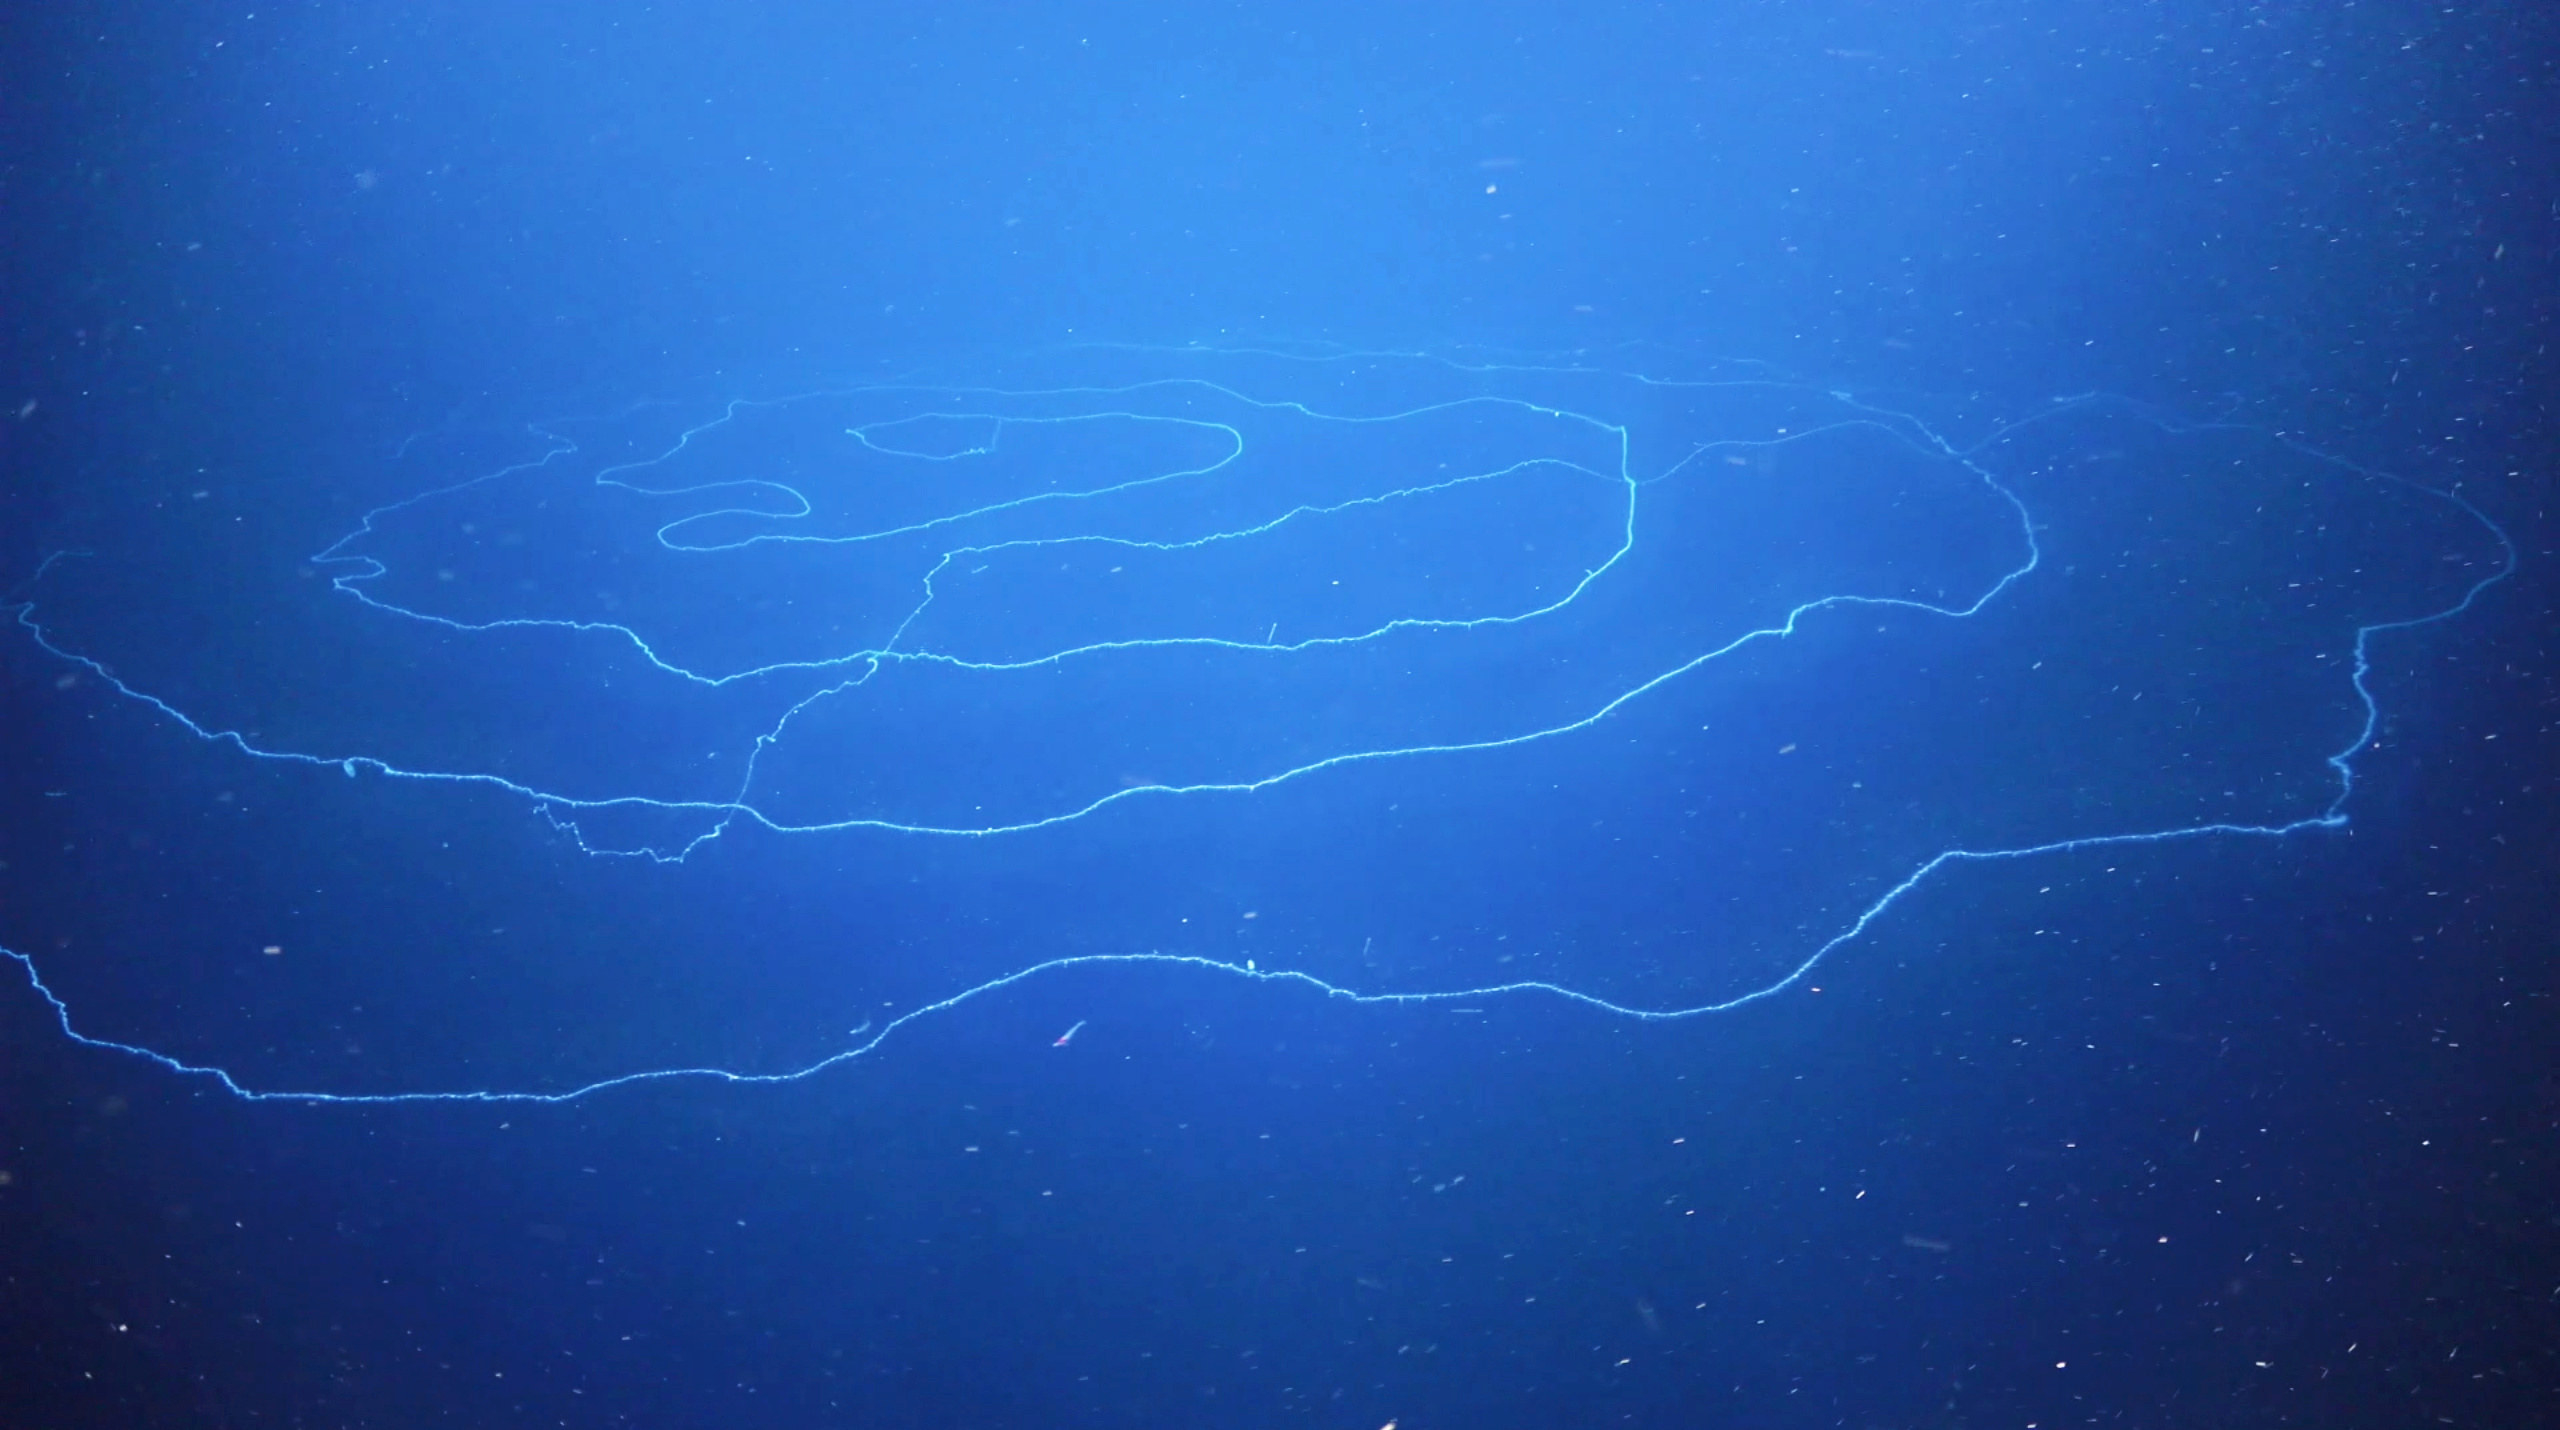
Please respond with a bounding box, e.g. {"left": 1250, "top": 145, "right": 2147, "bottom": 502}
{"left": 4, "top": 4, "right": 2552, "bottom": 1427}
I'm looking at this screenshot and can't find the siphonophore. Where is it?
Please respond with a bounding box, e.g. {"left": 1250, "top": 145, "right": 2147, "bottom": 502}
{"left": 1, "top": 345, "right": 2516, "bottom": 1103}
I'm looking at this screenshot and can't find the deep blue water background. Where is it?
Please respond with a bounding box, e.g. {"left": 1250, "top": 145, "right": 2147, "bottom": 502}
{"left": 4, "top": 3, "right": 2555, "bottom": 1428}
